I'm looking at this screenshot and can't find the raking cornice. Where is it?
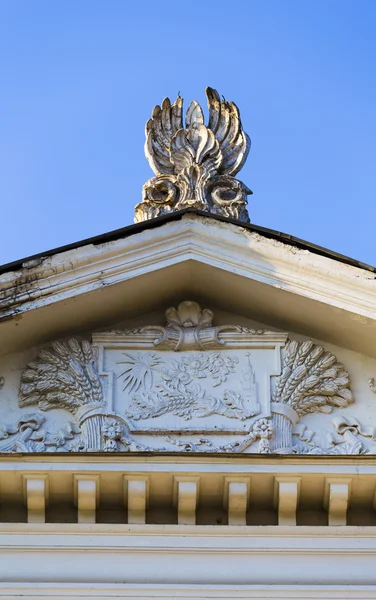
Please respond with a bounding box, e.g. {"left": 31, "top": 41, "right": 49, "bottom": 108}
{"left": 0, "top": 213, "right": 375, "bottom": 356}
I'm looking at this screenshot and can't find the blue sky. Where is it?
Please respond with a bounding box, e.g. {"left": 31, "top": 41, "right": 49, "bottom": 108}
{"left": 0, "top": 0, "right": 375, "bottom": 266}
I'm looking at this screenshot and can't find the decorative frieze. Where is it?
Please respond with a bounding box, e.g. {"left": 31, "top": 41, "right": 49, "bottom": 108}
{"left": 0, "top": 414, "right": 81, "bottom": 453}
{"left": 0, "top": 456, "right": 376, "bottom": 528}
{"left": 0, "top": 301, "right": 368, "bottom": 455}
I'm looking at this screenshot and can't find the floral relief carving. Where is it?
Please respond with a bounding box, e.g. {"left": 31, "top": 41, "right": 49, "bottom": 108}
{"left": 9, "top": 304, "right": 364, "bottom": 455}
{"left": 0, "top": 413, "right": 82, "bottom": 452}
{"left": 293, "top": 415, "right": 376, "bottom": 455}
{"left": 100, "top": 418, "right": 149, "bottom": 453}
{"left": 124, "top": 351, "right": 257, "bottom": 421}
{"left": 163, "top": 417, "right": 273, "bottom": 454}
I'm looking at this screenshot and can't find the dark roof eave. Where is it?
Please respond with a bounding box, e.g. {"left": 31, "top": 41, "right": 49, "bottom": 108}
{"left": 0, "top": 209, "right": 375, "bottom": 276}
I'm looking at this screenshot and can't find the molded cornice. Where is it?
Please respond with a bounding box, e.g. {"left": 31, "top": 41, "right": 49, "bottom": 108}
{"left": 0, "top": 214, "right": 375, "bottom": 355}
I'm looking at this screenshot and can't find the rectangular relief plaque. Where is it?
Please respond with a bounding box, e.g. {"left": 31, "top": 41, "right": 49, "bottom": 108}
{"left": 92, "top": 302, "right": 287, "bottom": 453}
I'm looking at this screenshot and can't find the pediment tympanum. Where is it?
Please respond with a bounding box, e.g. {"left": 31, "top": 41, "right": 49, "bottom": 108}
{"left": 1, "top": 300, "right": 374, "bottom": 455}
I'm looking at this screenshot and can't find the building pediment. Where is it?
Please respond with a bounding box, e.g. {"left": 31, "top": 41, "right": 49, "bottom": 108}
{"left": 3, "top": 85, "right": 376, "bottom": 597}
{"left": 1, "top": 212, "right": 376, "bottom": 457}
{"left": 0, "top": 296, "right": 374, "bottom": 457}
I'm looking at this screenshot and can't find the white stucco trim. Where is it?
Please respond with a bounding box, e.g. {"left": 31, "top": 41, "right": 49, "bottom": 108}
{"left": 1, "top": 525, "right": 376, "bottom": 587}
{"left": 0, "top": 583, "right": 375, "bottom": 599}
{"left": 1, "top": 215, "right": 376, "bottom": 320}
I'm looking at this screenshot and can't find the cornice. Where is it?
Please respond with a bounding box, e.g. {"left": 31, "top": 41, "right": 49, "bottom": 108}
{"left": 2, "top": 525, "right": 376, "bottom": 588}
{"left": 1, "top": 522, "right": 376, "bottom": 537}
{"left": 0, "top": 583, "right": 376, "bottom": 599}
{"left": 2, "top": 453, "right": 376, "bottom": 470}
{"left": 1, "top": 214, "right": 375, "bottom": 322}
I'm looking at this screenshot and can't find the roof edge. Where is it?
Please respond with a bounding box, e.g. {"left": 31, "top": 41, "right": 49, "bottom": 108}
{"left": 1, "top": 209, "right": 375, "bottom": 276}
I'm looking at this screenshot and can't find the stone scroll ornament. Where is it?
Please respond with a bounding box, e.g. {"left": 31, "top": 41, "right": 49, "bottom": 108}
{"left": 13, "top": 305, "right": 366, "bottom": 454}
{"left": 135, "top": 87, "right": 252, "bottom": 223}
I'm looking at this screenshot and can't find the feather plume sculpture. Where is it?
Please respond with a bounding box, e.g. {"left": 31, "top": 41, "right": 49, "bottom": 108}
{"left": 135, "top": 87, "right": 252, "bottom": 223}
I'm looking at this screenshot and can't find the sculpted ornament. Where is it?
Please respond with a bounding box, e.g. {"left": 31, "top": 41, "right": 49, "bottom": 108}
{"left": 19, "top": 338, "right": 105, "bottom": 450}
{"left": 293, "top": 415, "right": 376, "bottom": 455}
{"left": 0, "top": 414, "right": 81, "bottom": 452}
{"left": 122, "top": 351, "right": 257, "bottom": 422}
{"left": 9, "top": 302, "right": 367, "bottom": 455}
{"left": 135, "top": 87, "right": 252, "bottom": 223}
{"left": 127, "top": 301, "right": 240, "bottom": 351}
{"left": 19, "top": 338, "right": 103, "bottom": 413}
{"left": 271, "top": 340, "right": 354, "bottom": 452}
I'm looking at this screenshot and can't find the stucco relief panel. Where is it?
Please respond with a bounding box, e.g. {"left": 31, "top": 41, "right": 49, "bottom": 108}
{"left": 0, "top": 301, "right": 374, "bottom": 454}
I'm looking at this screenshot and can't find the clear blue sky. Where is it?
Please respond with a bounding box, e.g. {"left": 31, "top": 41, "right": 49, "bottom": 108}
{"left": 1, "top": 0, "right": 375, "bottom": 266}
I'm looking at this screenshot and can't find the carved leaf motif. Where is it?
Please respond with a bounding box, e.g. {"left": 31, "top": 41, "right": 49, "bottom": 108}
{"left": 141, "top": 87, "right": 251, "bottom": 224}
{"left": 273, "top": 340, "right": 354, "bottom": 416}
{"left": 206, "top": 87, "right": 250, "bottom": 176}
{"left": 195, "top": 126, "right": 217, "bottom": 163}
{"left": 125, "top": 352, "right": 252, "bottom": 422}
{"left": 186, "top": 98, "right": 204, "bottom": 123}
{"left": 0, "top": 413, "right": 82, "bottom": 453}
{"left": 165, "top": 301, "right": 214, "bottom": 328}
{"left": 146, "top": 88, "right": 249, "bottom": 179}
{"left": 19, "top": 338, "right": 103, "bottom": 414}
{"left": 117, "top": 352, "right": 163, "bottom": 393}
{"left": 170, "top": 130, "right": 195, "bottom": 171}
{"left": 145, "top": 96, "right": 183, "bottom": 175}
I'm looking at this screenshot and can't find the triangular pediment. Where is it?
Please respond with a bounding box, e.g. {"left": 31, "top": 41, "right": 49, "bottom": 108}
{"left": 0, "top": 297, "right": 375, "bottom": 457}
{"left": 1, "top": 213, "right": 376, "bottom": 457}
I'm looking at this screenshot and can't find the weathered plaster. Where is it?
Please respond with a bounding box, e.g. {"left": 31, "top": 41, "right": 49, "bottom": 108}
{"left": 0, "top": 215, "right": 376, "bottom": 357}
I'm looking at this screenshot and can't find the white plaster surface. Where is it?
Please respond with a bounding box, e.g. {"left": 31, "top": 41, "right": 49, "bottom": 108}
{"left": 0, "top": 304, "right": 376, "bottom": 455}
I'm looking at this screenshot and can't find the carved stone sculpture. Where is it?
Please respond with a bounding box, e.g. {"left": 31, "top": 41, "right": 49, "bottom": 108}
{"left": 293, "top": 415, "right": 376, "bottom": 455}
{"left": 19, "top": 338, "right": 105, "bottom": 450}
{"left": 0, "top": 414, "right": 81, "bottom": 452}
{"left": 271, "top": 340, "right": 354, "bottom": 452}
{"left": 12, "top": 304, "right": 362, "bottom": 455}
{"left": 135, "top": 88, "right": 252, "bottom": 223}
{"left": 138, "top": 301, "right": 238, "bottom": 351}
{"left": 121, "top": 351, "right": 257, "bottom": 422}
